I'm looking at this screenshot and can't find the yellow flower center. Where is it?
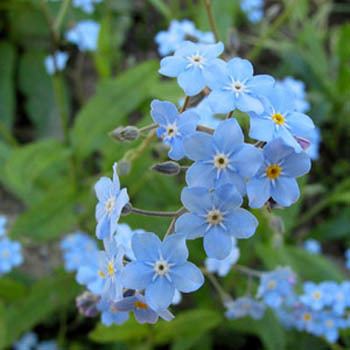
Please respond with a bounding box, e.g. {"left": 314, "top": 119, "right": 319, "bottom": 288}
{"left": 266, "top": 164, "right": 282, "bottom": 180}
{"left": 272, "top": 113, "right": 285, "bottom": 125}
{"left": 98, "top": 270, "right": 106, "bottom": 278}
{"left": 312, "top": 291, "right": 321, "bottom": 300}
{"left": 267, "top": 280, "right": 277, "bottom": 290}
{"left": 134, "top": 301, "right": 148, "bottom": 310}
{"left": 107, "top": 261, "right": 115, "bottom": 276}
{"left": 303, "top": 313, "right": 312, "bottom": 322}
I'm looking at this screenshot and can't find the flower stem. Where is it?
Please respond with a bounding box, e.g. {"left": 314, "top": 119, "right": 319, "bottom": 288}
{"left": 164, "top": 207, "right": 187, "bottom": 238}
{"left": 196, "top": 124, "right": 214, "bottom": 134}
{"left": 226, "top": 111, "right": 233, "bottom": 119}
{"left": 139, "top": 123, "right": 158, "bottom": 133}
{"left": 204, "top": 0, "right": 220, "bottom": 42}
{"left": 202, "top": 268, "right": 232, "bottom": 303}
{"left": 54, "top": 0, "right": 71, "bottom": 34}
{"left": 234, "top": 264, "right": 263, "bottom": 278}
{"left": 130, "top": 206, "right": 181, "bottom": 218}
{"left": 180, "top": 96, "right": 191, "bottom": 113}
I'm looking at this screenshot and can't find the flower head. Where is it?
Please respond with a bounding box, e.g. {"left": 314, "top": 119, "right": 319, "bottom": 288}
{"left": 225, "top": 297, "right": 265, "bottom": 320}
{"left": 0, "top": 215, "right": 7, "bottom": 237}
{"left": 303, "top": 239, "right": 321, "bottom": 255}
{"left": 72, "top": 0, "right": 102, "bottom": 13}
{"left": 65, "top": 20, "right": 100, "bottom": 52}
{"left": 0, "top": 237, "right": 23, "bottom": 275}
{"left": 44, "top": 51, "right": 69, "bottom": 75}
{"left": 97, "top": 297, "right": 129, "bottom": 326}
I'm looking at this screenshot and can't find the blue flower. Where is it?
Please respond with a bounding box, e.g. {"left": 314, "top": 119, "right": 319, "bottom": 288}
{"left": 36, "top": 340, "right": 59, "bottom": 350}
{"left": 246, "top": 138, "right": 311, "bottom": 208}
{"left": 77, "top": 238, "right": 124, "bottom": 300}
{"left": 65, "top": 20, "right": 100, "bottom": 52}
{"left": 0, "top": 237, "right": 23, "bottom": 275}
{"left": 0, "top": 215, "right": 7, "bottom": 237}
{"left": 304, "top": 127, "right": 321, "bottom": 160}
{"left": 72, "top": 0, "right": 102, "bottom": 13}
{"left": 184, "top": 119, "right": 263, "bottom": 194}
{"left": 248, "top": 86, "right": 315, "bottom": 152}
{"left": 175, "top": 184, "right": 258, "bottom": 259}
{"left": 205, "top": 57, "right": 274, "bottom": 114}
{"left": 97, "top": 297, "right": 129, "bottom": 326}
{"left": 189, "top": 97, "right": 221, "bottom": 129}
{"left": 114, "top": 223, "right": 144, "bottom": 260}
{"left": 303, "top": 239, "right": 321, "bottom": 255}
{"left": 114, "top": 294, "right": 174, "bottom": 324}
{"left": 60, "top": 231, "right": 98, "bottom": 272}
{"left": 332, "top": 282, "right": 350, "bottom": 315}
{"left": 240, "top": 0, "right": 264, "bottom": 23}
{"left": 150, "top": 100, "right": 199, "bottom": 160}
{"left": 257, "top": 267, "right": 296, "bottom": 308}
{"left": 159, "top": 41, "right": 224, "bottom": 96}
{"left": 122, "top": 232, "right": 204, "bottom": 310}
{"left": 95, "top": 163, "right": 129, "bottom": 239}
{"left": 44, "top": 51, "right": 69, "bottom": 75}
{"left": 276, "top": 77, "right": 310, "bottom": 113}
{"left": 225, "top": 297, "right": 265, "bottom": 320}
{"left": 13, "top": 332, "right": 38, "bottom": 350}
{"left": 317, "top": 311, "right": 347, "bottom": 343}
{"left": 300, "top": 282, "right": 334, "bottom": 311}
{"left": 205, "top": 238, "right": 240, "bottom": 276}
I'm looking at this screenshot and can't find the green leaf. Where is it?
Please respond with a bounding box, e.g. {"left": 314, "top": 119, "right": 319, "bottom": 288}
{"left": 0, "top": 278, "right": 27, "bottom": 302}
{"left": 147, "top": 0, "right": 172, "bottom": 20}
{"left": 229, "top": 309, "right": 286, "bottom": 350}
{"left": 0, "top": 41, "right": 16, "bottom": 129}
{"left": 72, "top": 60, "right": 159, "bottom": 159}
{"left": 3, "top": 273, "right": 80, "bottom": 347}
{"left": 257, "top": 244, "right": 345, "bottom": 282}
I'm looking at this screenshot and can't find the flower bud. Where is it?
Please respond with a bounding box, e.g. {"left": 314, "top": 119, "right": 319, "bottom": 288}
{"left": 117, "top": 159, "right": 131, "bottom": 176}
{"left": 121, "top": 202, "right": 132, "bottom": 216}
{"left": 76, "top": 291, "right": 100, "bottom": 318}
{"left": 110, "top": 126, "right": 139, "bottom": 142}
{"left": 151, "top": 161, "right": 181, "bottom": 176}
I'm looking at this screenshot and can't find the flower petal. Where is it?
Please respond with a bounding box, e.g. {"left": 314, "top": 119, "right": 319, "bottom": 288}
{"left": 207, "top": 90, "right": 235, "bottom": 114}
{"left": 226, "top": 208, "right": 258, "bottom": 239}
{"left": 203, "top": 226, "right": 232, "bottom": 259}
{"left": 151, "top": 99, "right": 179, "bottom": 125}
{"left": 95, "top": 177, "right": 112, "bottom": 202}
{"left": 171, "top": 262, "right": 204, "bottom": 292}
{"left": 181, "top": 186, "right": 212, "bottom": 213}
{"left": 271, "top": 177, "right": 300, "bottom": 207}
{"left": 227, "top": 57, "right": 254, "bottom": 80}
{"left": 282, "top": 151, "right": 311, "bottom": 177}
{"left": 175, "top": 213, "right": 206, "bottom": 239}
{"left": 232, "top": 144, "right": 263, "bottom": 177}
{"left": 183, "top": 132, "right": 214, "bottom": 161}
{"left": 145, "top": 277, "right": 175, "bottom": 310}
{"left": 247, "top": 178, "right": 271, "bottom": 208}
{"left": 122, "top": 261, "right": 154, "bottom": 290}
{"left": 161, "top": 234, "right": 189, "bottom": 264}
{"left": 178, "top": 68, "right": 206, "bottom": 96}
{"left": 159, "top": 56, "right": 187, "bottom": 77}
{"left": 132, "top": 232, "right": 161, "bottom": 262}
{"left": 213, "top": 119, "right": 244, "bottom": 152}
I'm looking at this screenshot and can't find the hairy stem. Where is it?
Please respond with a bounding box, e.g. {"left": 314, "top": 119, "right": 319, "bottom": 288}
{"left": 204, "top": 0, "right": 220, "bottom": 42}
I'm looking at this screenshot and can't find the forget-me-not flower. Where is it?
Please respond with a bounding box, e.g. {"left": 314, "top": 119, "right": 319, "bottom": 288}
{"left": 150, "top": 100, "right": 199, "bottom": 160}
{"left": 72, "top": 0, "right": 102, "bottom": 13}
{"left": 114, "top": 294, "right": 174, "bottom": 324}
{"left": 97, "top": 297, "right": 129, "bottom": 326}
{"left": 248, "top": 86, "right": 315, "bottom": 152}
{"left": 114, "top": 223, "right": 144, "bottom": 260}
{"left": 159, "top": 41, "right": 224, "bottom": 96}
{"left": 303, "top": 239, "right": 321, "bottom": 255}
{"left": 0, "top": 215, "right": 7, "bottom": 237}
{"left": 95, "top": 163, "right": 129, "bottom": 239}
{"left": 190, "top": 97, "right": 221, "bottom": 129}
{"left": 122, "top": 232, "right": 204, "bottom": 310}
{"left": 240, "top": 0, "right": 264, "bottom": 23}
{"left": 44, "top": 51, "right": 69, "bottom": 75}
{"left": 247, "top": 138, "right": 311, "bottom": 208}
{"left": 300, "top": 281, "right": 334, "bottom": 311}
{"left": 175, "top": 184, "right": 258, "bottom": 259}
{"left": 225, "top": 297, "right": 265, "bottom": 320}
{"left": 13, "top": 332, "right": 38, "bottom": 350}
{"left": 65, "top": 20, "right": 100, "bottom": 52}
{"left": 205, "top": 57, "right": 274, "bottom": 114}
{"left": 0, "top": 237, "right": 23, "bottom": 275}
{"left": 184, "top": 119, "right": 263, "bottom": 194}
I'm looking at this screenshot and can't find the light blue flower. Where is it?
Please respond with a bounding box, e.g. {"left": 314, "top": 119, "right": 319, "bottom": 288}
{"left": 44, "top": 51, "right": 69, "bottom": 75}
{"left": 332, "top": 282, "right": 350, "bottom": 315}
{"left": 304, "top": 127, "right": 321, "bottom": 160}
{"left": 13, "top": 332, "right": 38, "bottom": 350}
{"left": 114, "top": 223, "right": 144, "bottom": 260}
{"left": 205, "top": 57, "right": 274, "bottom": 114}
{"left": 77, "top": 238, "right": 124, "bottom": 300}
{"left": 247, "top": 138, "right": 311, "bottom": 208}
{"left": 257, "top": 267, "right": 296, "bottom": 308}
{"left": 205, "top": 237, "right": 240, "bottom": 276}
{"left": 0, "top": 237, "right": 23, "bottom": 275}
{"left": 225, "top": 297, "right": 265, "bottom": 320}
{"left": 276, "top": 76, "right": 310, "bottom": 113}
{"left": 65, "top": 20, "right": 100, "bottom": 52}
{"left": 175, "top": 184, "right": 258, "bottom": 259}
{"left": 317, "top": 311, "right": 347, "bottom": 343}
{"left": 155, "top": 19, "right": 214, "bottom": 57}
{"left": 72, "top": 0, "right": 102, "bottom": 13}
{"left": 303, "top": 239, "right": 321, "bottom": 255}
{"left": 150, "top": 100, "right": 199, "bottom": 160}
{"left": 190, "top": 97, "right": 221, "bottom": 129}
{"left": 292, "top": 305, "right": 320, "bottom": 334}
{"left": 184, "top": 119, "right": 263, "bottom": 194}
{"left": 122, "top": 232, "right": 204, "bottom": 310}
{"left": 95, "top": 163, "right": 129, "bottom": 239}
{"left": 300, "top": 281, "right": 334, "bottom": 311}
{"left": 97, "top": 297, "right": 129, "bottom": 326}
{"left": 240, "top": 0, "right": 264, "bottom": 23}
{"left": 36, "top": 340, "right": 59, "bottom": 350}
{"left": 248, "top": 86, "right": 315, "bottom": 152}
{"left": 0, "top": 215, "right": 7, "bottom": 237}
{"left": 114, "top": 294, "right": 174, "bottom": 324}
{"left": 159, "top": 41, "right": 224, "bottom": 96}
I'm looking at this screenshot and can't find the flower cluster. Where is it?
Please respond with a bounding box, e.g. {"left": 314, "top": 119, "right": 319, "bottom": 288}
{"left": 240, "top": 0, "right": 264, "bottom": 23}
{"left": 0, "top": 216, "right": 23, "bottom": 276}
{"left": 13, "top": 332, "right": 58, "bottom": 350}
{"left": 72, "top": 0, "right": 101, "bottom": 13}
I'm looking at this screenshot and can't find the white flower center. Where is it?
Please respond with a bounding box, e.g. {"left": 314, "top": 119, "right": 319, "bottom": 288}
{"left": 214, "top": 153, "right": 229, "bottom": 169}
{"left": 105, "top": 197, "right": 116, "bottom": 214}
{"left": 187, "top": 53, "right": 205, "bottom": 69}
{"left": 165, "top": 123, "right": 178, "bottom": 139}
{"left": 326, "top": 319, "right": 334, "bottom": 328}
{"left": 154, "top": 260, "right": 170, "bottom": 276}
{"left": 1, "top": 250, "right": 9, "bottom": 258}
{"left": 206, "top": 209, "right": 223, "bottom": 225}
{"left": 225, "top": 78, "right": 248, "bottom": 98}
{"left": 267, "top": 280, "right": 277, "bottom": 290}
{"left": 312, "top": 291, "right": 321, "bottom": 300}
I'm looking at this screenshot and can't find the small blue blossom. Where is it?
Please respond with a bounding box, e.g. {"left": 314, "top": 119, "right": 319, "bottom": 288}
{"left": 304, "top": 127, "right": 321, "bottom": 160}
{"left": 317, "top": 311, "right": 347, "bottom": 343}
{"left": 36, "top": 341, "right": 59, "bottom": 350}
{"left": 65, "top": 20, "right": 100, "bottom": 52}
{"left": 225, "top": 297, "right": 265, "bottom": 320}
{"left": 0, "top": 215, "right": 7, "bottom": 237}
{"left": 0, "top": 237, "right": 23, "bottom": 275}
{"left": 175, "top": 184, "right": 258, "bottom": 259}
{"left": 190, "top": 97, "right": 221, "bottom": 129}
{"left": 247, "top": 138, "right": 311, "bottom": 208}
{"left": 240, "top": 0, "right": 264, "bottom": 23}
{"left": 150, "top": 100, "right": 199, "bottom": 160}
{"left": 300, "top": 281, "right": 334, "bottom": 311}
{"left": 205, "top": 57, "right": 274, "bottom": 114}
{"left": 60, "top": 231, "right": 98, "bottom": 272}
{"left": 97, "top": 297, "right": 129, "bottom": 326}
{"left": 122, "top": 232, "right": 204, "bottom": 310}
{"left": 159, "top": 41, "right": 224, "bottom": 96}
{"left": 114, "top": 294, "right": 174, "bottom": 324}
{"left": 155, "top": 19, "right": 214, "bottom": 56}
{"left": 292, "top": 304, "right": 320, "bottom": 334}
{"left": 183, "top": 119, "right": 263, "bottom": 194}
{"left": 114, "top": 223, "right": 144, "bottom": 260}
{"left": 13, "top": 332, "right": 38, "bottom": 350}
{"left": 303, "top": 239, "right": 321, "bottom": 255}
{"left": 332, "top": 282, "right": 350, "bottom": 315}
{"left": 248, "top": 86, "right": 315, "bottom": 152}
{"left": 44, "top": 51, "right": 69, "bottom": 75}
{"left": 257, "top": 267, "right": 296, "bottom": 308}
{"left": 77, "top": 238, "right": 124, "bottom": 300}
{"left": 95, "top": 163, "right": 129, "bottom": 239}
{"left": 276, "top": 77, "right": 310, "bottom": 113}
{"left": 205, "top": 238, "right": 240, "bottom": 276}
{"left": 72, "top": 0, "right": 102, "bottom": 13}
